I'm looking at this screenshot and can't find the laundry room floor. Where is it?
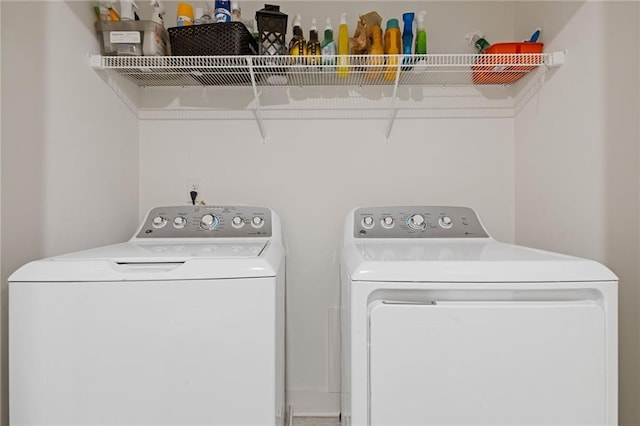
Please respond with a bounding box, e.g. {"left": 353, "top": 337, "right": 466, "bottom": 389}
{"left": 293, "top": 417, "right": 340, "bottom": 426}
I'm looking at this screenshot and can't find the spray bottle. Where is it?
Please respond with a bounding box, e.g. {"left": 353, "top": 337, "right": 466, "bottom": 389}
{"left": 466, "top": 31, "right": 491, "bottom": 53}
{"left": 149, "top": 0, "right": 164, "bottom": 25}
{"left": 307, "top": 18, "right": 321, "bottom": 64}
{"left": 414, "top": 11, "right": 427, "bottom": 70}
{"left": 337, "top": 13, "right": 350, "bottom": 77}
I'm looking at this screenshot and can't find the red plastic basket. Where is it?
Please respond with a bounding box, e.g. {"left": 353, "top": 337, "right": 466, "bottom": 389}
{"left": 472, "top": 42, "right": 544, "bottom": 84}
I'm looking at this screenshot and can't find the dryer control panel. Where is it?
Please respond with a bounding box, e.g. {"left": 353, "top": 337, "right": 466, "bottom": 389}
{"left": 135, "top": 205, "right": 272, "bottom": 238}
{"left": 354, "top": 206, "right": 489, "bottom": 238}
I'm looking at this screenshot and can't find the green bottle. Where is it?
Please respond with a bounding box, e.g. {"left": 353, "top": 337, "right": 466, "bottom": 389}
{"left": 415, "top": 11, "right": 427, "bottom": 54}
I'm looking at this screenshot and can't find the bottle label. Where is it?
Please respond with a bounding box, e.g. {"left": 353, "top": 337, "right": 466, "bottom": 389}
{"left": 110, "top": 31, "right": 141, "bottom": 43}
{"left": 177, "top": 16, "right": 194, "bottom": 26}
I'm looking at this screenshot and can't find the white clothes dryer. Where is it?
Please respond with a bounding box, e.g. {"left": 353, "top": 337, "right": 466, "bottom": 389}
{"left": 340, "top": 206, "right": 617, "bottom": 426}
{"left": 9, "top": 205, "right": 285, "bottom": 426}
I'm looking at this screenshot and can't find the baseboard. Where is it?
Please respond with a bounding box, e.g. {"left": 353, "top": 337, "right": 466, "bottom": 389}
{"left": 286, "top": 390, "right": 340, "bottom": 417}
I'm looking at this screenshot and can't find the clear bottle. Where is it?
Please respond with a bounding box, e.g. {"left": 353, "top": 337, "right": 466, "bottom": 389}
{"left": 337, "top": 13, "right": 350, "bottom": 77}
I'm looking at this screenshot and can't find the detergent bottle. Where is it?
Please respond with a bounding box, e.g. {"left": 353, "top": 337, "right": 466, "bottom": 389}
{"left": 337, "top": 13, "right": 350, "bottom": 77}
{"left": 384, "top": 18, "right": 401, "bottom": 81}
{"left": 414, "top": 11, "right": 427, "bottom": 70}
{"left": 366, "top": 23, "right": 384, "bottom": 79}
{"left": 401, "top": 12, "right": 414, "bottom": 70}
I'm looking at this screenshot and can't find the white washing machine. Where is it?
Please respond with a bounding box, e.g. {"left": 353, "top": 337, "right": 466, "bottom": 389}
{"left": 340, "top": 206, "right": 617, "bottom": 426}
{"left": 9, "top": 205, "right": 285, "bottom": 426}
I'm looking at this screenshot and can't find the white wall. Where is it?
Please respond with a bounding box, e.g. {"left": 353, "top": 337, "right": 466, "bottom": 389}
{"left": 140, "top": 1, "right": 519, "bottom": 413}
{"left": 139, "top": 117, "right": 515, "bottom": 412}
{"left": 0, "top": 2, "right": 140, "bottom": 425}
{"left": 514, "top": 2, "right": 640, "bottom": 425}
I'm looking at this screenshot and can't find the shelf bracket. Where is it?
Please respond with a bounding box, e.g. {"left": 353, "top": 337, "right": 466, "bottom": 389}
{"left": 544, "top": 50, "right": 566, "bottom": 68}
{"left": 247, "top": 57, "right": 266, "bottom": 143}
{"left": 385, "top": 56, "right": 404, "bottom": 142}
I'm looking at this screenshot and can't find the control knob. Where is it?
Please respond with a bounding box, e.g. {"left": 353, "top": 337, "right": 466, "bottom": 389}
{"left": 232, "top": 216, "right": 245, "bottom": 228}
{"left": 200, "top": 214, "right": 219, "bottom": 230}
{"left": 152, "top": 216, "right": 167, "bottom": 229}
{"left": 251, "top": 216, "right": 265, "bottom": 228}
{"left": 381, "top": 216, "right": 395, "bottom": 229}
{"left": 173, "top": 216, "right": 187, "bottom": 229}
{"left": 361, "top": 216, "right": 375, "bottom": 229}
{"left": 439, "top": 216, "right": 453, "bottom": 229}
{"left": 407, "top": 214, "right": 426, "bottom": 230}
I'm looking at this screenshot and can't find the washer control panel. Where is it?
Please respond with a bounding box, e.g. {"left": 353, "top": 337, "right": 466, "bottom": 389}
{"left": 354, "top": 206, "right": 489, "bottom": 238}
{"left": 136, "top": 205, "right": 272, "bottom": 238}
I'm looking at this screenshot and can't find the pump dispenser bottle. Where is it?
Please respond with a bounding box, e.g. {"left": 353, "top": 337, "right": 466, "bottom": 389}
{"left": 307, "top": 18, "right": 321, "bottom": 64}
{"left": 289, "top": 14, "right": 308, "bottom": 56}
{"left": 337, "top": 13, "right": 350, "bottom": 77}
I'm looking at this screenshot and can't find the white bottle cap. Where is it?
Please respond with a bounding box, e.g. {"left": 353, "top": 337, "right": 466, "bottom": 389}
{"left": 231, "top": 0, "right": 240, "bottom": 12}
{"left": 340, "top": 13, "right": 347, "bottom": 25}
{"left": 310, "top": 18, "right": 317, "bottom": 31}
{"left": 325, "top": 17, "right": 332, "bottom": 30}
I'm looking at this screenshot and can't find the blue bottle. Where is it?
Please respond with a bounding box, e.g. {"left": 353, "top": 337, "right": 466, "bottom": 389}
{"left": 214, "top": 0, "right": 232, "bottom": 22}
{"left": 401, "top": 12, "right": 415, "bottom": 70}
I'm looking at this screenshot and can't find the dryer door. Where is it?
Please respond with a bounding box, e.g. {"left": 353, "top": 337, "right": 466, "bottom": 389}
{"left": 369, "top": 299, "right": 606, "bottom": 425}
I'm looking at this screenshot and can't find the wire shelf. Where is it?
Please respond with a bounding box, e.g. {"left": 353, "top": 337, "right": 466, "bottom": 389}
{"left": 93, "top": 53, "right": 559, "bottom": 88}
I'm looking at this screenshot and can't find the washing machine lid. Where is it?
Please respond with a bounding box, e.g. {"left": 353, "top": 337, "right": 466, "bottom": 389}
{"left": 9, "top": 240, "right": 284, "bottom": 282}
{"left": 342, "top": 240, "right": 617, "bottom": 283}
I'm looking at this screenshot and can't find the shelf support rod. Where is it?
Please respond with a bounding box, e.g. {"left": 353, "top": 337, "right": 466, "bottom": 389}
{"left": 247, "top": 57, "right": 266, "bottom": 143}
{"left": 385, "top": 55, "right": 404, "bottom": 142}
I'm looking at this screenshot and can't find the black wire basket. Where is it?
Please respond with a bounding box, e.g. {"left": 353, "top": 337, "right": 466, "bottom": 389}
{"left": 168, "top": 22, "right": 258, "bottom": 56}
{"left": 168, "top": 22, "right": 259, "bottom": 85}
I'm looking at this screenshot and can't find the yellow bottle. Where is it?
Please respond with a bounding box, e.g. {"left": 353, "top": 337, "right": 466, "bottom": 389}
{"left": 366, "top": 24, "right": 384, "bottom": 79}
{"left": 337, "top": 13, "right": 350, "bottom": 77}
{"left": 384, "top": 18, "right": 401, "bottom": 81}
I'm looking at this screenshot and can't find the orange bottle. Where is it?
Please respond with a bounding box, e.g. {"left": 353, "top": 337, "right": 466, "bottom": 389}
{"left": 383, "top": 19, "right": 401, "bottom": 81}
{"left": 366, "top": 24, "right": 384, "bottom": 79}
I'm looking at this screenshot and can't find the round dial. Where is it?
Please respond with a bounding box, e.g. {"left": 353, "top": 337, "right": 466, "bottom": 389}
{"left": 200, "top": 214, "right": 220, "bottom": 230}
{"left": 361, "top": 216, "right": 375, "bottom": 229}
{"left": 232, "top": 216, "right": 245, "bottom": 228}
{"left": 381, "top": 216, "right": 395, "bottom": 229}
{"left": 152, "top": 216, "right": 167, "bottom": 229}
{"left": 439, "top": 216, "right": 453, "bottom": 229}
{"left": 251, "top": 216, "right": 265, "bottom": 228}
{"left": 407, "top": 214, "right": 426, "bottom": 230}
{"left": 173, "top": 216, "right": 187, "bottom": 229}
